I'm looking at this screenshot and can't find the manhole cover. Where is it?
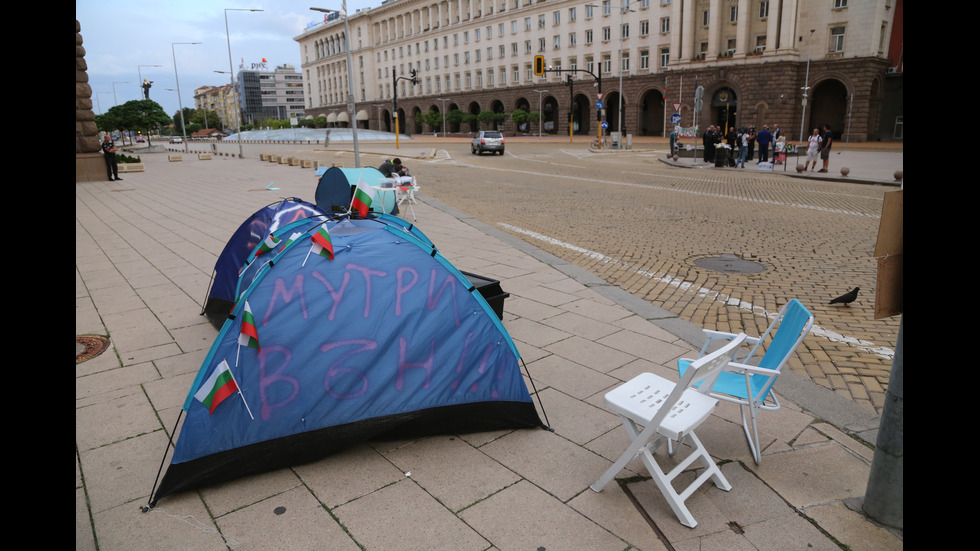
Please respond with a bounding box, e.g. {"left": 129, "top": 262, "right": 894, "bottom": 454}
{"left": 694, "top": 254, "right": 765, "bottom": 274}
{"left": 76, "top": 336, "right": 110, "bottom": 364}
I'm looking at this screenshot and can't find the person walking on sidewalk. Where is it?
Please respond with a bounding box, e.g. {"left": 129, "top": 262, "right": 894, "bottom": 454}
{"left": 101, "top": 134, "right": 122, "bottom": 182}
{"left": 804, "top": 128, "right": 823, "bottom": 171}
{"left": 818, "top": 124, "right": 833, "bottom": 173}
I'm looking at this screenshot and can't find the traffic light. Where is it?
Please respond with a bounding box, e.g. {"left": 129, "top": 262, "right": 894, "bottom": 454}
{"left": 410, "top": 68, "right": 418, "bottom": 85}
{"left": 533, "top": 55, "right": 545, "bottom": 76}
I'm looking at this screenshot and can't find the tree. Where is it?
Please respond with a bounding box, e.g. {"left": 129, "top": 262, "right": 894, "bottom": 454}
{"left": 415, "top": 109, "right": 443, "bottom": 132}
{"left": 477, "top": 110, "right": 509, "bottom": 130}
{"left": 511, "top": 108, "right": 539, "bottom": 133}
{"left": 445, "top": 109, "right": 474, "bottom": 133}
{"left": 99, "top": 99, "right": 172, "bottom": 145}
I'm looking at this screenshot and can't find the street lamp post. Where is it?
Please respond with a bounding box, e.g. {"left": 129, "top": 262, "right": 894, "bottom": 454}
{"left": 618, "top": 0, "right": 634, "bottom": 150}
{"left": 226, "top": 8, "right": 263, "bottom": 159}
{"left": 312, "top": 4, "right": 361, "bottom": 167}
{"left": 436, "top": 97, "right": 450, "bottom": 138}
{"left": 172, "top": 42, "right": 201, "bottom": 150}
{"left": 799, "top": 29, "right": 815, "bottom": 146}
{"left": 112, "top": 81, "right": 130, "bottom": 107}
{"left": 533, "top": 89, "right": 548, "bottom": 138}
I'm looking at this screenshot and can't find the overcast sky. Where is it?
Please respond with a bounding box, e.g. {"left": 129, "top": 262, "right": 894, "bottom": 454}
{"left": 77, "top": 0, "right": 380, "bottom": 118}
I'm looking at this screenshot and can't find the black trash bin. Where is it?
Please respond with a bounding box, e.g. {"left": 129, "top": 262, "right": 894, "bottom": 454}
{"left": 714, "top": 146, "right": 729, "bottom": 167}
{"left": 461, "top": 271, "right": 510, "bottom": 320}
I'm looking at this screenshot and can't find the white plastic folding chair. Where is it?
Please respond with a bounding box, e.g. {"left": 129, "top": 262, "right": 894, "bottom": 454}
{"left": 678, "top": 299, "right": 814, "bottom": 464}
{"left": 394, "top": 176, "right": 418, "bottom": 221}
{"left": 591, "top": 334, "right": 748, "bottom": 528}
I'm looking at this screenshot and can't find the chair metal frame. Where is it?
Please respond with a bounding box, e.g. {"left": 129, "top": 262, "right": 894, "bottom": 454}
{"left": 591, "top": 334, "right": 748, "bottom": 528}
{"left": 679, "top": 299, "right": 814, "bottom": 464}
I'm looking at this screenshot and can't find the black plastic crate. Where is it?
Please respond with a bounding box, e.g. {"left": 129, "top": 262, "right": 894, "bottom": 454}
{"left": 461, "top": 271, "right": 510, "bottom": 320}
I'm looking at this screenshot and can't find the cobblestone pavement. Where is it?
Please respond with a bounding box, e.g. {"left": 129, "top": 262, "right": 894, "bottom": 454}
{"left": 407, "top": 141, "right": 900, "bottom": 415}
{"left": 178, "top": 138, "right": 901, "bottom": 415}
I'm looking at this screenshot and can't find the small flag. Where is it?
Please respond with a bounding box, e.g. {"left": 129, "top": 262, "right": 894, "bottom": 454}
{"left": 280, "top": 232, "right": 303, "bottom": 252}
{"left": 194, "top": 360, "right": 239, "bottom": 415}
{"left": 351, "top": 176, "right": 374, "bottom": 218}
{"left": 238, "top": 301, "right": 259, "bottom": 350}
{"left": 262, "top": 57, "right": 268, "bottom": 62}
{"left": 255, "top": 234, "right": 279, "bottom": 256}
{"left": 311, "top": 224, "right": 334, "bottom": 259}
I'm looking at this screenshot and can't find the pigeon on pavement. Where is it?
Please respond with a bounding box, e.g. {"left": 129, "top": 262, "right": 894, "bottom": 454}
{"left": 829, "top": 287, "right": 859, "bottom": 306}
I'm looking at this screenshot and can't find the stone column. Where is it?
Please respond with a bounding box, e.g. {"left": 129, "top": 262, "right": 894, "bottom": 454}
{"left": 76, "top": 20, "right": 106, "bottom": 182}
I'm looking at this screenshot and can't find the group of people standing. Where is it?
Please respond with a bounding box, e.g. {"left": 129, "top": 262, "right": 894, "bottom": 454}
{"left": 701, "top": 122, "right": 834, "bottom": 172}
{"left": 702, "top": 124, "right": 780, "bottom": 167}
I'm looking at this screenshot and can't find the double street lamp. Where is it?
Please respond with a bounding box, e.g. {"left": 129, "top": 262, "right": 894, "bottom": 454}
{"left": 172, "top": 42, "right": 201, "bottom": 149}
{"left": 226, "top": 8, "right": 263, "bottom": 159}
{"left": 311, "top": 4, "right": 361, "bottom": 168}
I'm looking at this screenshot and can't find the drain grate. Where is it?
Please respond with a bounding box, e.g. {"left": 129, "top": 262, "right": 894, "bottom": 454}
{"left": 694, "top": 254, "right": 765, "bottom": 274}
{"left": 76, "top": 336, "right": 110, "bottom": 364}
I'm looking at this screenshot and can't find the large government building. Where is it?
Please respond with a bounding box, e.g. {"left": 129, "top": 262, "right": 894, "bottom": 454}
{"left": 295, "top": 0, "right": 902, "bottom": 141}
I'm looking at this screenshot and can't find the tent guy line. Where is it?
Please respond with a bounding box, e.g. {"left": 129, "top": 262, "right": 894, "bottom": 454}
{"left": 497, "top": 222, "right": 894, "bottom": 360}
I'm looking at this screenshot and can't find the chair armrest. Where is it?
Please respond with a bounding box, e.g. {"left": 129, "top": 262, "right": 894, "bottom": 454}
{"left": 725, "top": 361, "right": 779, "bottom": 376}
{"left": 700, "top": 330, "right": 760, "bottom": 359}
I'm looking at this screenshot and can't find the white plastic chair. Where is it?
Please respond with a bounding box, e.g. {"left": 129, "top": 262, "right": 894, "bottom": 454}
{"left": 678, "top": 299, "right": 814, "bottom": 464}
{"left": 591, "top": 333, "right": 748, "bottom": 528}
{"left": 394, "top": 176, "right": 418, "bottom": 221}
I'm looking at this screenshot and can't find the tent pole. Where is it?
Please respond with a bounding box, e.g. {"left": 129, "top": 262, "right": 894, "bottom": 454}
{"left": 520, "top": 357, "right": 552, "bottom": 431}
{"left": 143, "top": 410, "right": 184, "bottom": 511}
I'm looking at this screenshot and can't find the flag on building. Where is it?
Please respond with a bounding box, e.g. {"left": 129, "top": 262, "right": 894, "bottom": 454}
{"left": 351, "top": 177, "right": 374, "bottom": 218}
{"left": 280, "top": 232, "right": 303, "bottom": 252}
{"left": 311, "top": 224, "right": 334, "bottom": 260}
{"left": 255, "top": 234, "right": 279, "bottom": 256}
{"left": 238, "top": 301, "right": 260, "bottom": 350}
{"left": 194, "top": 360, "right": 239, "bottom": 415}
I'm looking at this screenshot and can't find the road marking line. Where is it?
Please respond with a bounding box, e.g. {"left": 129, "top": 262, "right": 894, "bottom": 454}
{"left": 498, "top": 222, "right": 894, "bottom": 360}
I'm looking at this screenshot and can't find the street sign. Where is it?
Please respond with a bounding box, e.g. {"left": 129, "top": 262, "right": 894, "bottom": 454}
{"left": 671, "top": 113, "right": 682, "bottom": 125}
{"left": 596, "top": 101, "right": 604, "bottom": 109}
{"left": 596, "top": 92, "right": 603, "bottom": 100}
{"left": 601, "top": 121, "right": 609, "bottom": 129}
{"left": 672, "top": 102, "right": 682, "bottom": 113}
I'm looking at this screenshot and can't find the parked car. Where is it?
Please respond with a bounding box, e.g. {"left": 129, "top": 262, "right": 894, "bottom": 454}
{"left": 136, "top": 136, "right": 146, "bottom": 143}
{"left": 471, "top": 131, "right": 505, "bottom": 155}
{"left": 169, "top": 136, "right": 183, "bottom": 144}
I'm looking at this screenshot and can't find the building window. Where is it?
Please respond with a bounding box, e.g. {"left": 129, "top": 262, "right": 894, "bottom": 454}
{"left": 539, "top": 37, "right": 546, "bottom": 51}
{"left": 660, "top": 17, "right": 669, "bottom": 33}
{"left": 525, "top": 17, "right": 531, "bottom": 31}
{"left": 602, "top": 27, "right": 611, "bottom": 41}
{"left": 602, "top": 54, "right": 611, "bottom": 73}
{"left": 602, "top": 0, "right": 611, "bottom": 16}
{"left": 702, "top": 10, "right": 709, "bottom": 26}
{"left": 830, "top": 27, "right": 845, "bottom": 52}
{"left": 586, "top": 29, "right": 593, "bottom": 44}
{"left": 755, "top": 36, "right": 766, "bottom": 53}
{"left": 554, "top": 35, "right": 560, "bottom": 48}
{"left": 512, "top": 20, "right": 518, "bottom": 33}
{"left": 730, "top": 5, "right": 738, "bottom": 22}
{"left": 640, "top": 20, "right": 649, "bottom": 36}
{"left": 586, "top": 56, "right": 594, "bottom": 74}
{"left": 640, "top": 49, "right": 649, "bottom": 69}
{"left": 554, "top": 11, "right": 560, "bottom": 25}
{"left": 834, "top": 0, "right": 847, "bottom": 8}
{"left": 660, "top": 47, "right": 669, "bottom": 67}
{"left": 569, "top": 32, "right": 577, "bottom": 46}
{"left": 569, "top": 57, "right": 577, "bottom": 71}
{"left": 513, "top": 66, "right": 520, "bottom": 82}
{"left": 586, "top": 4, "right": 594, "bottom": 19}
{"left": 622, "top": 23, "right": 629, "bottom": 39}
{"left": 621, "top": 52, "right": 629, "bottom": 72}
{"left": 569, "top": 7, "right": 577, "bottom": 22}
{"left": 525, "top": 40, "right": 532, "bottom": 53}
{"left": 759, "top": 1, "right": 769, "bottom": 18}
{"left": 726, "top": 39, "right": 736, "bottom": 55}
{"left": 488, "top": 69, "right": 494, "bottom": 85}
{"left": 538, "top": 14, "right": 545, "bottom": 28}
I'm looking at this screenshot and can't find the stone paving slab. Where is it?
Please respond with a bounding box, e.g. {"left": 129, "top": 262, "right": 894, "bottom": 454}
{"left": 76, "top": 148, "right": 900, "bottom": 550}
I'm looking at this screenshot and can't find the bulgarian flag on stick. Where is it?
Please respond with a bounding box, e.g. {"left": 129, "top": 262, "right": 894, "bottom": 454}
{"left": 194, "top": 360, "right": 253, "bottom": 419}
{"left": 303, "top": 223, "right": 335, "bottom": 266}
{"left": 351, "top": 173, "right": 374, "bottom": 218}
{"left": 238, "top": 301, "right": 260, "bottom": 350}
{"left": 255, "top": 234, "right": 280, "bottom": 256}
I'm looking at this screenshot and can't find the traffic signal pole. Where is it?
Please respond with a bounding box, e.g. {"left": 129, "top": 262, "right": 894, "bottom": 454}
{"left": 534, "top": 56, "right": 601, "bottom": 148}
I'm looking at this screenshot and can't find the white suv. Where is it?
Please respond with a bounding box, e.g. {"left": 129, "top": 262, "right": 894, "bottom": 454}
{"left": 471, "top": 131, "right": 505, "bottom": 155}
